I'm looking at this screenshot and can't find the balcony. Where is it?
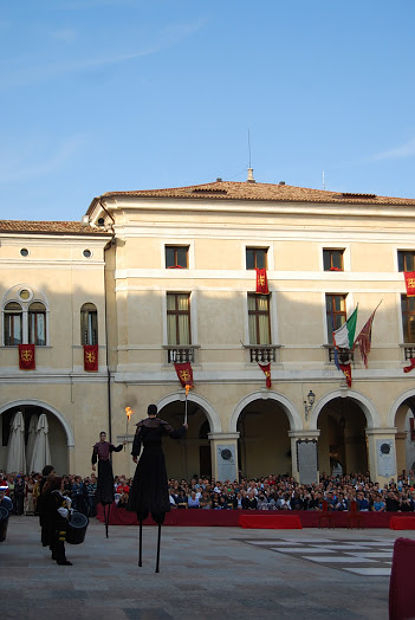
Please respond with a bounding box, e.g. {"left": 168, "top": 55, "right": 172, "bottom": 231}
{"left": 324, "top": 345, "right": 354, "bottom": 364}
{"left": 163, "top": 345, "right": 199, "bottom": 364}
{"left": 243, "top": 344, "right": 280, "bottom": 363}
{"left": 401, "top": 344, "right": 415, "bottom": 361}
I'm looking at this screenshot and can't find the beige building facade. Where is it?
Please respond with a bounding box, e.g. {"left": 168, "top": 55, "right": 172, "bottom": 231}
{"left": 2, "top": 179, "right": 415, "bottom": 485}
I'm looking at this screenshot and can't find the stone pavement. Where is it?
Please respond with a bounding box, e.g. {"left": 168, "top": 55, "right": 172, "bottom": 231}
{"left": 0, "top": 516, "right": 408, "bottom": 619}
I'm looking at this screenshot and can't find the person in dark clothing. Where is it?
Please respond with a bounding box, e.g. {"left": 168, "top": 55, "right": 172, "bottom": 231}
{"left": 37, "top": 465, "right": 56, "bottom": 548}
{"left": 128, "top": 403, "right": 187, "bottom": 572}
{"left": 0, "top": 484, "right": 13, "bottom": 542}
{"left": 43, "top": 476, "right": 72, "bottom": 565}
{"left": 91, "top": 431, "right": 123, "bottom": 537}
{"left": 13, "top": 475, "right": 25, "bottom": 515}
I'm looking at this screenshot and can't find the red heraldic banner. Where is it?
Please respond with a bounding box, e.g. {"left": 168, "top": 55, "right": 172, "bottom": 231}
{"left": 339, "top": 363, "right": 352, "bottom": 387}
{"left": 19, "top": 344, "right": 35, "bottom": 370}
{"left": 404, "top": 358, "right": 415, "bottom": 374}
{"left": 258, "top": 362, "right": 272, "bottom": 388}
{"left": 255, "top": 268, "right": 269, "bottom": 295}
{"left": 404, "top": 272, "right": 415, "bottom": 297}
{"left": 174, "top": 362, "right": 194, "bottom": 389}
{"left": 84, "top": 344, "right": 98, "bottom": 372}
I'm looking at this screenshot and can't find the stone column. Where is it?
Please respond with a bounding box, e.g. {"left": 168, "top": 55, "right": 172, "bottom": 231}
{"left": 288, "top": 430, "right": 320, "bottom": 483}
{"left": 366, "top": 428, "right": 397, "bottom": 485}
{"left": 208, "top": 432, "right": 240, "bottom": 482}
{"left": 395, "top": 431, "right": 408, "bottom": 475}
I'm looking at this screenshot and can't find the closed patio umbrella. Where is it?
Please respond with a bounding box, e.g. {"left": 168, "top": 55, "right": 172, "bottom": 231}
{"left": 30, "top": 414, "right": 51, "bottom": 474}
{"left": 6, "top": 411, "right": 26, "bottom": 474}
{"left": 26, "top": 414, "right": 39, "bottom": 473}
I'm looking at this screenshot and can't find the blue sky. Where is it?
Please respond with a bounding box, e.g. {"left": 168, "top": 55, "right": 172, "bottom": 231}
{"left": 1, "top": 0, "right": 414, "bottom": 221}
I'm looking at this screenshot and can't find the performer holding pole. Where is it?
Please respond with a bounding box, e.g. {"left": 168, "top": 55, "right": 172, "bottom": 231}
{"left": 91, "top": 431, "right": 123, "bottom": 538}
{"left": 127, "top": 403, "right": 187, "bottom": 572}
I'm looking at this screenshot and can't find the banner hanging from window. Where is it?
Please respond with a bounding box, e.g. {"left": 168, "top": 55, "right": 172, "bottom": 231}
{"left": 258, "top": 362, "right": 272, "bottom": 388}
{"left": 255, "top": 268, "right": 269, "bottom": 295}
{"left": 83, "top": 344, "right": 98, "bottom": 372}
{"left": 174, "top": 362, "right": 194, "bottom": 389}
{"left": 19, "top": 344, "right": 35, "bottom": 370}
{"left": 404, "top": 271, "right": 415, "bottom": 297}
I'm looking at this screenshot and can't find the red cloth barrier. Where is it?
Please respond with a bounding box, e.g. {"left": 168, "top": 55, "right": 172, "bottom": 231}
{"left": 390, "top": 516, "right": 415, "bottom": 530}
{"left": 96, "top": 504, "right": 402, "bottom": 528}
{"left": 239, "top": 514, "right": 302, "bottom": 529}
{"left": 389, "top": 538, "right": 415, "bottom": 620}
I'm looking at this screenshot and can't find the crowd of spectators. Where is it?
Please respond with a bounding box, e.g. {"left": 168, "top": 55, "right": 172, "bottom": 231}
{"left": 2, "top": 470, "right": 415, "bottom": 514}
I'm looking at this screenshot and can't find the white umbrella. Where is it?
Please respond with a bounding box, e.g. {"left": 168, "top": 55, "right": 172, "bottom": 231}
{"left": 30, "top": 413, "right": 51, "bottom": 474}
{"left": 26, "top": 414, "right": 39, "bottom": 473}
{"left": 6, "top": 411, "right": 26, "bottom": 474}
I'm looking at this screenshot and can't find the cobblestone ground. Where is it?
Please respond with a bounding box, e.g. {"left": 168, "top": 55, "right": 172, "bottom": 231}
{"left": 0, "top": 516, "right": 404, "bottom": 619}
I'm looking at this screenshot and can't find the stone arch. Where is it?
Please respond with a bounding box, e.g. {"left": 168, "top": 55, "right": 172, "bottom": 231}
{"left": 388, "top": 389, "right": 415, "bottom": 428}
{"left": 309, "top": 389, "right": 379, "bottom": 431}
{"left": 0, "top": 399, "right": 74, "bottom": 447}
{"left": 157, "top": 391, "right": 221, "bottom": 433}
{"left": 230, "top": 391, "right": 302, "bottom": 433}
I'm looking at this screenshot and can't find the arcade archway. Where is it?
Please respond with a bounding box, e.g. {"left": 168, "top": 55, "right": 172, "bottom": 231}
{"left": 317, "top": 397, "right": 368, "bottom": 476}
{"left": 0, "top": 402, "right": 70, "bottom": 474}
{"left": 236, "top": 398, "right": 291, "bottom": 478}
{"left": 158, "top": 400, "right": 212, "bottom": 480}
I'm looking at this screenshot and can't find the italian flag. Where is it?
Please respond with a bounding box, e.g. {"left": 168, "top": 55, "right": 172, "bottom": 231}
{"left": 332, "top": 306, "right": 358, "bottom": 349}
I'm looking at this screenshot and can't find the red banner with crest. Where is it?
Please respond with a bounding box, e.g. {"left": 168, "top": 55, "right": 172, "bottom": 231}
{"left": 255, "top": 268, "right": 269, "bottom": 295}
{"left": 19, "top": 344, "right": 35, "bottom": 370}
{"left": 84, "top": 344, "right": 98, "bottom": 371}
{"left": 174, "top": 362, "right": 194, "bottom": 389}
{"left": 404, "top": 272, "right": 415, "bottom": 297}
{"left": 258, "top": 362, "right": 272, "bottom": 388}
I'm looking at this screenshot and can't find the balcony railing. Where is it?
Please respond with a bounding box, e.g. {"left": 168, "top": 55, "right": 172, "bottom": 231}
{"left": 324, "top": 345, "right": 354, "bottom": 364}
{"left": 163, "top": 345, "right": 199, "bottom": 364}
{"left": 401, "top": 344, "right": 415, "bottom": 361}
{"left": 243, "top": 344, "right": 280, "bottom": 363}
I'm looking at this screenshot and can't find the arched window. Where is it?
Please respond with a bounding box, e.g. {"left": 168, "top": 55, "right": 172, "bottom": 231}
{"left": 80, "top": 303, "right": 98, "bottom": 345}
{"left": 29, "top": 302, "right": 46, "bottom": 346}
{"left": 4, "top": 302, "right": 22, "bottom": 346}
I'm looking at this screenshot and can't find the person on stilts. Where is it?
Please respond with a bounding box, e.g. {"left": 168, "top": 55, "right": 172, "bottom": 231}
{"left": 127, "top": 403, "right": 187, "bottom": 572}
{"left": 91, "top": 431, "right": 123, "bottom": 538}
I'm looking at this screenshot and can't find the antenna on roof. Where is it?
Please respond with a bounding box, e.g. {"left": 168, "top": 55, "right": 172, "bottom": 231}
{"left": 247, "top": 129, "right": 255, "bottom": 183}
{"left": 322, "top": 170, "right": 326, "bottom": 190}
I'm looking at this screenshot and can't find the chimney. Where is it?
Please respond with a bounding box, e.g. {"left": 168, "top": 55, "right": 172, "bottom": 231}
{"left": 247, "top": 168, "right": 255, "bottom": 183}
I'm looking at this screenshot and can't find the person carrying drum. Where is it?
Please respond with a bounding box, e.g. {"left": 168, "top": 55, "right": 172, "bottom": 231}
{"left": 91, "top": 431, "right": 123, "bottom": 537}
{"left": 43, "top": 476, "right": 72, "bottom": 565}
{"left": 0, "top": 482, "right": 13, "bottom": 542}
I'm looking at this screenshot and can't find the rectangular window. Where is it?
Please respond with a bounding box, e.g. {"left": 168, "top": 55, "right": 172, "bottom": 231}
{"left": 29, "top": 302, "right": 46, "bottom": 346}
{"left": 401, "top": 295, "right": 415, "bottom": 343}
{"left": 246, "top": 247, "right": 268, "bottom": 270}
{"left": 81, "top": 304, "right": 98, "bottom": 345}
{"left": 4, "top": 303, "right": 22, "bottom": 346}
{"left": 323, "top": 249, "right": 344, "bottom": 271}
{"left": 325, "top": 294, "right": 347, "bottom": 342}
{"left": 398, "top": 251, "right": 415, "bottom": 272}
{"left": 167, "top": 293, "right": 191, "bottom": 345}
{"left": 165, "top": 246, "right": 189, "bottom": 269}
{"left": 248, "top": 293, "right": 271, "bottom": 344}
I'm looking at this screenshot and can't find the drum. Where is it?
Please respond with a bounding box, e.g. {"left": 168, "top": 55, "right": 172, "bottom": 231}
{"left": 66, "top": 510, "right": 89, "bottom": 545}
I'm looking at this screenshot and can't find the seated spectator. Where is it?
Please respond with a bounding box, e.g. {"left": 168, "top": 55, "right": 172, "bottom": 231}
{"left": 187, "top": 491, "right": 200, "bottom": 509}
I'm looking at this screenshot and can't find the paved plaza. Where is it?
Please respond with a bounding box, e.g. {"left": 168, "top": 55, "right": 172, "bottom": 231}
{"left": 0, "top": 516, "right": 408, "bottom": 619}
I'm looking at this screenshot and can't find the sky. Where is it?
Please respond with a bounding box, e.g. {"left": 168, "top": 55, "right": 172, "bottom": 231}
{"left": 1, "top": 0, "right": 415, "bottom": 221}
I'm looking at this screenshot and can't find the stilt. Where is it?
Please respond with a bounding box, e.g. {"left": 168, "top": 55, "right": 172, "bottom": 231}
{"left": 104, "top": 504, "right": 109, "bottom": 538}
{"left": 155, "top": 523, "right": 161, "bottom": 573}
{"left": 138, "top": 519, "right": 143, "bottom": 567}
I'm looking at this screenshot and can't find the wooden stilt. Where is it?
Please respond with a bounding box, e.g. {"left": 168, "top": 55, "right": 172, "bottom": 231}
{"left": 155, "top": 523, "right": 161, "bottom": 573}
{"left": 138, "top": 519, "right": 143, "bottom": 567}
{"left": 104, "top": 505, "right": 109, "bottom": 538}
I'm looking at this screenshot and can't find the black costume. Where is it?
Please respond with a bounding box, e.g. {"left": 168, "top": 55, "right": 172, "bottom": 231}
{"left": 91, "top": 440, "right": 123, "bottom": 505}
{"left": 128, "top": 408, "right": 186, "bottom": 572}
{"left": 128, "top": 417, "right": 186, "bottom": 524}
{"left": 45, "top": 489, "right": 72, "bottom": 565}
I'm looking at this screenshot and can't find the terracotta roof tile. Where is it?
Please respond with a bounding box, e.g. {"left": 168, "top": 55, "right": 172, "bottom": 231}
{"left": 0, "top": 221, "right": 111, "bottom": 235}
{"left": 101, "top": 180, "right": 415, "bottom": 206}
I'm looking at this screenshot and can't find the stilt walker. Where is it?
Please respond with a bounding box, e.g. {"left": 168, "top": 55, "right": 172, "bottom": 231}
{"left": 127, "top": 404, "right": 187, "bottom": 572}
{"left": 91, "top": 431, "right": 123, "bottom": 538}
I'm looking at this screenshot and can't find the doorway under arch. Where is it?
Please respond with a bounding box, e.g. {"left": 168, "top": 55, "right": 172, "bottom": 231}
{"left": 317, "top": 397, "right": 368, "bottom": 476}
{"left": 236, "top": 398, "right": 291, "bottom": 478}
{"left": 158, "top": 400, "right": 212, "bottom": 480}
{"left": 0, "top": 403, "right": 69, "bottom": 474}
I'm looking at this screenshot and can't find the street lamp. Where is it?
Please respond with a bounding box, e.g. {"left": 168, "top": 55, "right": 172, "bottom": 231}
{"left": 304, "top": 390, "right": 315, "bottom": 421}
